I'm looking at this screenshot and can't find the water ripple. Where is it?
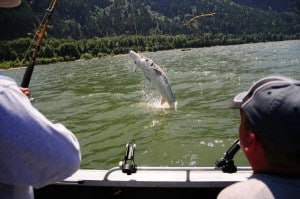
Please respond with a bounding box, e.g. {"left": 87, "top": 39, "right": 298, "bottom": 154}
{"left": 3, "top": 40, "right": 300, "bottom": 169}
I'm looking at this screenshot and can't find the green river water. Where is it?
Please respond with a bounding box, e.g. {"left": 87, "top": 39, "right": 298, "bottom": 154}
{"left": 3, "top": 40, "right": 300, "bottom": 169}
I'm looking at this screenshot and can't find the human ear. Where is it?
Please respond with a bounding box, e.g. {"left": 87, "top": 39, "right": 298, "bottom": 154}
{"left": 241, "top": 132, "right": 256, "bottom": 153}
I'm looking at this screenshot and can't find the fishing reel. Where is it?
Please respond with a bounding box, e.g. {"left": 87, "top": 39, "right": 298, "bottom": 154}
{"left": 215, "top": 139, "right": 241, "bottom": 173}
{"left": 119, "top": 143, "right": 137, "bottom": 175}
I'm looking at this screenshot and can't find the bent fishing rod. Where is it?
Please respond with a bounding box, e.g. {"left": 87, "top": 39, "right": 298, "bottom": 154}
{"left": 21, "top": 0, "right": 58, "bottom": 88}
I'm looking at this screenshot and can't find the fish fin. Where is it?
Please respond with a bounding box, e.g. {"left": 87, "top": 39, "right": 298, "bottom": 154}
{"left": 146, "top": 76, "right": 152, "bottom": 82}
{"left": 154, "top": 68, "right": 163, "bottom": 76}
{"left": 153, "top": 65, "right": 167, "bottom": 77}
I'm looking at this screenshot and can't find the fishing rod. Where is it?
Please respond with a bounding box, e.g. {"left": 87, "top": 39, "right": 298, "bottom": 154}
{"left": 21, "top": 0, "right": 58, "bottom": 88}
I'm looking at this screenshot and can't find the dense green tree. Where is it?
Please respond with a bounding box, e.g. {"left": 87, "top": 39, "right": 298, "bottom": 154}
{"left": 57, "top": 43, "right": 80, "bottom": 60}
{"left": 1, "top": 0, "right": 299, "bottom": 40}
{"left": 1, "top": 0, "right": 300, "bottom": 69}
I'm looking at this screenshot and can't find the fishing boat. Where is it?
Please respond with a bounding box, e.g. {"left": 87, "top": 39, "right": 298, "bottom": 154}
{"left": 19, "top": 3, "right": 252, "bottom": 198}
{"left": 34, "top": 167, "right": 252, "bottom": 199}
{"left": 34, "top": 142, "right": 253, "bottom": 199}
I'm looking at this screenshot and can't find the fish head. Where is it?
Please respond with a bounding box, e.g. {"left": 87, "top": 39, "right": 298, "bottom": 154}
{"left": 129, "top": 50, "right": 140, "bottom": 61}
{"left": 130, "top": 50, "right": 155, "bottom": 68}
{"left": 130, "top": 51, "right": 166, "bottom": 77}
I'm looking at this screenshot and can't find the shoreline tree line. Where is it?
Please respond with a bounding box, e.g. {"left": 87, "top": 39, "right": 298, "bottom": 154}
{"left": 0, "top": 33, "right": 299, "bottom": 69}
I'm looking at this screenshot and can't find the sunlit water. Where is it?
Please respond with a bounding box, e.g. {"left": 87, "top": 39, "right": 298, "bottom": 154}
{"left": 3, "top": 40, "right": 300, "bottom": 169}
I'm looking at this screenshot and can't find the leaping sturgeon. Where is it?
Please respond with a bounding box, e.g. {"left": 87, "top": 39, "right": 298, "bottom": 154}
{"left": 130, "top": 50, "right": 176, "bottom": 108}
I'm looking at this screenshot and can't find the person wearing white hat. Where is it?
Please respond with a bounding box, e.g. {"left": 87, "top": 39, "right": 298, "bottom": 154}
{"left": 0, "top": 1, "right": 81, "bottom": 199}
{"left": 0, "top": 0, "right": 21, "bottom": 8}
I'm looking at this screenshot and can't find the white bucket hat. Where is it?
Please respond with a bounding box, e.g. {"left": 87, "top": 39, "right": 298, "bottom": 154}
{"left": 0, "top": 0, "right": 21, "bottom": 8}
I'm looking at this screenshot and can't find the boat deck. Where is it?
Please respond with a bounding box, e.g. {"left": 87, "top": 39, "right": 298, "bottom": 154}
{"left": 35, "top": 167, "right": 253, "bottom": 199}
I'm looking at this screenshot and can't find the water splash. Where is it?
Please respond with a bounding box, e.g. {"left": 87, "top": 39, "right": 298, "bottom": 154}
{"left": 140, "top": 80, "right": 177, "bottom": 109}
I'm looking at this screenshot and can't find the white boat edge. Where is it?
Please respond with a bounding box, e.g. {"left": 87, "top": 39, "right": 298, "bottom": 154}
{"left": 34, "top": 166, "right": 253, "bottom": 198}
{"left": 60, "top": 166, "right": 253, "bottom": 187}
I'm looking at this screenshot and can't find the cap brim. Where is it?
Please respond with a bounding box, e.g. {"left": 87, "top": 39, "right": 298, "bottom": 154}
{"left": 230, "top": 91, "right": 247, "bottom": 108}
{"left": 0, "top": 0, "right": 21, "bottom": 8}
{"left": 229, "top": 76, "right": 295, "bottom": 109}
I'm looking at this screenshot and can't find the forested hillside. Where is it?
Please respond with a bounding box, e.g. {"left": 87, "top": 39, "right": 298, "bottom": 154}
{"left": 1, "top": 0, "right": 299, "bottom": 68}
{"left": 0, "top": 0, "right": 299, "bottom": 40}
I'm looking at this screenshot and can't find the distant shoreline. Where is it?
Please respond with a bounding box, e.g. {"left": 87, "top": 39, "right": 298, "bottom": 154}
{"left": 1, "top": 34, "right": 299, "bottom": 70}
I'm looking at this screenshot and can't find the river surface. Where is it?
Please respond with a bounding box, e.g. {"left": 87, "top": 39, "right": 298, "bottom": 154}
{"left": 3, "top": 40, "right": 300, "bottom": 169}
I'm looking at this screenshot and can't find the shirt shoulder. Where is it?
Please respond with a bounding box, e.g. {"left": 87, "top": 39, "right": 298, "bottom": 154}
{"left": 218, "top": 174, "right": 300, "bottom": 199}
{"left": 0, "top": 74, "right": 18, "bottom": 88}
{"left": 217, "top": 178, "right": 274, "bottom": 199}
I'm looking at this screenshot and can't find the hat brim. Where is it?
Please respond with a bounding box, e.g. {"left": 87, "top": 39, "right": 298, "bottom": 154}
{"left": 0, "top": 0, "right": 21, "bottom": 8}
{"left": 230, "top": 91, "right": 247, "bottom": 108}
{"left": 229, "top": 76, "right": 295, "bottom": 109}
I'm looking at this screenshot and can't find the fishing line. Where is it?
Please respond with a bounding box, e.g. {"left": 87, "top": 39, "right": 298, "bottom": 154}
{"left": 183, "top": 12, "right": 215, "bottom": 26}
{"left": 130, "top": 0, "right": 140, "bottom": 52}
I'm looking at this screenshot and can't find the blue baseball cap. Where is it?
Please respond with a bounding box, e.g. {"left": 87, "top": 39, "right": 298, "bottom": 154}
{"left": 230, "top": 76, "right": 300, "bottom": 136}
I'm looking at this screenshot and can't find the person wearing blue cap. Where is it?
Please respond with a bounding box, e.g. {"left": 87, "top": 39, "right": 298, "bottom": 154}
{"left": 218, "top": 76, "right": 300, "bottom": 199}
{"left": 0, "top": 1, "right": 81, "bottom": 199}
